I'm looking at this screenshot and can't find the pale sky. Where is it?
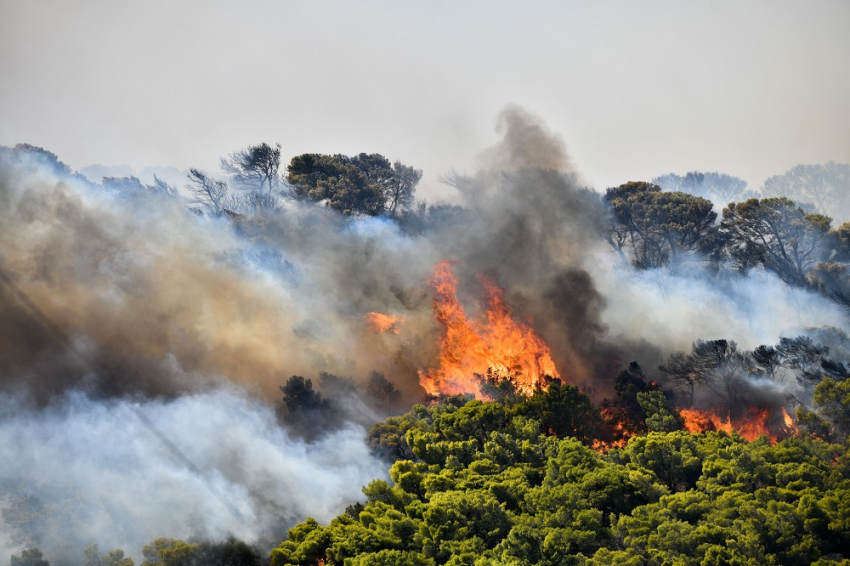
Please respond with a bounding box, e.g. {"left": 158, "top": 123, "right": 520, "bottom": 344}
{"left": 1, "top": 0, "right": 848, "bottom": 199}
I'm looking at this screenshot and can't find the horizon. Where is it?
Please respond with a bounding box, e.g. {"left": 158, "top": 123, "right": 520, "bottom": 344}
{"left": 2, "top": 1, "right": 849, "bottom": 200}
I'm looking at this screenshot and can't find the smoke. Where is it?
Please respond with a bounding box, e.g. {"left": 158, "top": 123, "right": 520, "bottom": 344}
{"left": 597, "top": 264, "right": 846, "bottom": 355}
{"left": 0, "top": 147, "right": 408, "bottom": 562}
{"left": 476, "top": 105, "right": 574, "bottom": 173}
{"left": 4, "top": 108, "right": 844, "bottom": 403}
{"left": 429, "top": 106, "right": 848, "bottom": 409}
{"left": 0, "top": 147, "right": 436, "bottom": 404}
{"left": 0, "top": 388, "right": 386, "bottom": 564}
{"left": 427, "top": 106, "right": 612, "bottom": 385}
{"left": 1, "top": 105, "right": 848, "bottom": 560}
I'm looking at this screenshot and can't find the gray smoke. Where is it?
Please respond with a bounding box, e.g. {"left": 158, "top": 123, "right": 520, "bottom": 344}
{"left": 407, "top": 106, "right": 612, "bottom": 385}
{"left": 0, "top": 147, "right": 433, "bottom": 404}
{"left": 0, "top": 388, "right": 386, "bottom": 564}
{"left": 1, "top": 105, "right": 848, "bottom": 563}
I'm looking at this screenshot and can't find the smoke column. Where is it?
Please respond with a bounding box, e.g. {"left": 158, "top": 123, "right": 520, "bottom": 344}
{"left": 0, "top": 106, "right": 847, "bottom": 562}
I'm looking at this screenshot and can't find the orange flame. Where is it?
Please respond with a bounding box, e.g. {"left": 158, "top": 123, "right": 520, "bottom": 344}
{"left": 781, "top": 407, "right": 798, "bottom": 436}
{"left": 365, "top": 312, "right": 404, "bottom": 334}
{"left": 418, "top": 260, "right": 561, "bottom": 398}
{"left": 782, "top": 407, "right": 794, "bottom": 428}
{"left": 680, "top": 406, "right": 795, "bottom": 443}
{"left": 735, "top": 407, "right": 773, "bottom": 442}
{"left": 680, "top": 408, "right": 725, "bottom": 434}
{"left": 592, "top": 407, "right": 632, "bottom": 452}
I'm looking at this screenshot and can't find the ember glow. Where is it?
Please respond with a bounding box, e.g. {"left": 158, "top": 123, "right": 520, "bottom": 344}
{"left": 593, "top": 407, "right": 631, "bottom": 452}
{"left": 365, "top": 312, "right": 404, "bottom": 334}
{"left": 418, "top": 260, "right": 561, "bottom": 398}
{"left": 680, "top": 406, "right": 796, "bottom": 443}
{"left": 782, "top": 407, "right": 799, "bottom": 435}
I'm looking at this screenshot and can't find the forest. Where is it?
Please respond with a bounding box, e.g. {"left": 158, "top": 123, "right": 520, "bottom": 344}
{"left": 2, "top": 110, "right": 850, "bottom": 566}
{"left": 12, "top": 378, "right": 849, "bottom": 566}
{"left": 269, "top": 383, "right": 850, "bottom": 566}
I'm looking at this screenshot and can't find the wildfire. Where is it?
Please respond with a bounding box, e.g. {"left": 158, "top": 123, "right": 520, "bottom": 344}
{"left": 781, "top": 407, "right": 799, "bottom": 436}
{"left": 418, "top": 260, "right": 561, "bottom": 398}
{"left": 592, "top": 408, "right": 631, "bottom": 452}
{"left": 680, "top": 406, "right": 796, "bottom": 443}
{"left": 680, "top": 408, "right": 724, "bottom": 434}
{"left": 365, "top": 312, "right": 404, "bottom": 334}
{"left": 782, "top": 407, "right": 795, "bottom": 428}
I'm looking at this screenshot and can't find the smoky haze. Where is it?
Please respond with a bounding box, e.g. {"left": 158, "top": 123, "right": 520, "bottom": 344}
{"left": 0, "top": 389, "right": 387, "bottom": 562}
{"left": 0, "top": 106, "right": 847, "bottom": 563}
{"left": 2, "top": 2, "right": 848, "bottom": 197}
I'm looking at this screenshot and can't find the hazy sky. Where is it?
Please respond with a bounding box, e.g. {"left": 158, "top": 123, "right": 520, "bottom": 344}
{"left": 1, "top": 0, "right": 848, "bottom": 199}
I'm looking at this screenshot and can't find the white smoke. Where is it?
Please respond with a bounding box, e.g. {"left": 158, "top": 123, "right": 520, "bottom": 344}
{"left": 0, "top": 387, "right": 386, "bottom": 564}
{"left": 595, "top": 259, "right": 848, "bottom": 354}
{"left": 1, "top": 106, "right": 848, "bottom": 564}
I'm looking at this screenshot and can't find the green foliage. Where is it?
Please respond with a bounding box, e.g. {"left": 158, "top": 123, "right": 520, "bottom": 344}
{"left": 605, "top": 181, "right": 719, "bottom": 269}
{"left": 722, "top": 197, "right": 832, "bottom": 286}
{"left": 811, "top": 377, "right": 850, "bottom": 443}
{"left": 286, "top": 153, "right": 420, "bottom": 216}
{"left": 368, "top": 414, "right": 418, "bottom": 462}
{"left": 84, "top": 544, "right": 134, "bottom": 566}
{"left": 272, "top": 389, "right": 850, "bottom": 565}
{"left": 420, "top": 490, "right": 511, "bottom": 562}
{"left": 637, "top": 391, "right": 683, "bottom": 433}
{"left": 10, "top": 548, "right": 49, "bottom": 566}
{"left": 141, "top": 539, "right": 192, "bottom": 566}
{"left": 515, "top": 382, "right": 605, "bottom": 443}
{"left": 796, "top": 406, "right": 835, "bottom": 442}
{"left": 140, "top": 537, "right": 259, "bottom": 566}
{"left": 345, "top": 549, "right": 434, "bottom": 566}
{"left": 157, "top": 541, "right": 198, "bottom": 566}
{"left": 618, "top": 431, "right": 704, "bottom": 492}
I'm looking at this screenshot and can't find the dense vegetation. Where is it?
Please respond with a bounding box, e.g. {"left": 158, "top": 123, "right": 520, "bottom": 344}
{"left": 4, "top": 144, "right": 850, "bottom": 565}
{"left": 177, "top": 142, "right": 850, "bottom": 313}
{"left": 603, "top": 180, "right": 850, "bottom": 312}
{"left": 9, "top": 145, "right": 850, "bottom": 314}
{"left": 12, "top": 369, "right": 848, "bottom": 565}
{"left": 265, "top": 380, "right": 850, "bottom": 566}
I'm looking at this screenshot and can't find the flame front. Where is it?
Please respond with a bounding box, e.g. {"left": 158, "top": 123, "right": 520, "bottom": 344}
{"left": 781, "top": 407, "right": 798, "bottom": 436}
{"left": 418, "top": 260, "right": 561, "bottom": 398}
{"left": 365, "top": 312, "right": 404, "bottom": 334}
{"left": 680, "top": 406, "right": 795, "bottom": 443}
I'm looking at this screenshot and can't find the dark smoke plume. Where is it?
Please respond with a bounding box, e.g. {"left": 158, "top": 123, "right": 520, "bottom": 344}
{"left": 0, "top": 107, "right": 847, "bottom": 563}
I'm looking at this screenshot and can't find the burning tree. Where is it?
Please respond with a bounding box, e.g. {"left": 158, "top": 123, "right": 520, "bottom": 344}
{"left": 659, "top": 339, "right": 748, "bottom": 411}
{"left": 417, "top": 260, "right": 561, "bottom": 398}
